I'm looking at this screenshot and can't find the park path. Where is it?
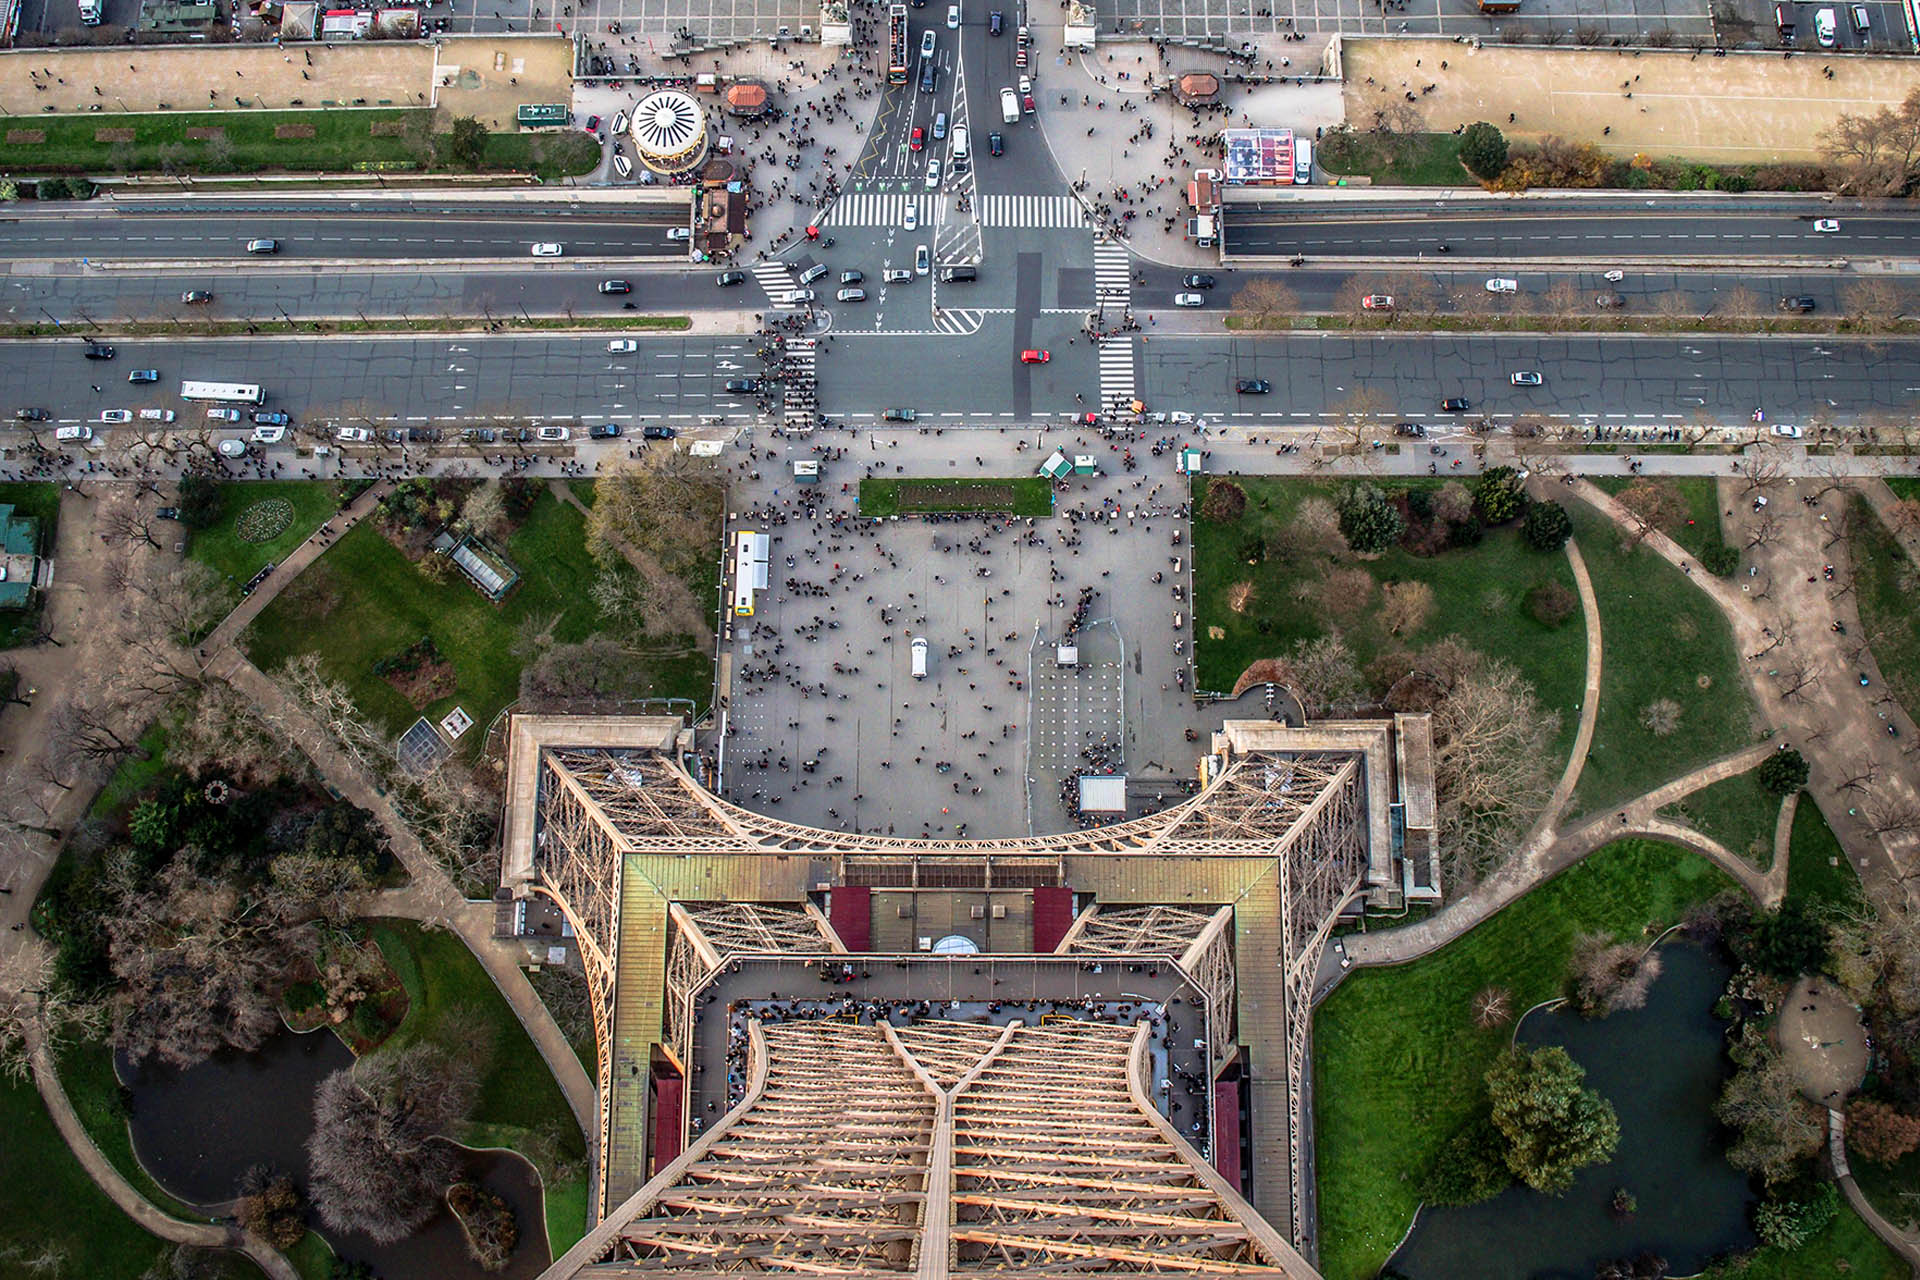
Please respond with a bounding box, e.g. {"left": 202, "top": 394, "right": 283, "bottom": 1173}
{"left": 26, "top": 1033, "right": 302, "bottom": 1280}
{"left": 195, "top": 479, "right": 393, "bottom": 663}
{"left": 1520, "top": 538, "right": 1604, "bottom": 852}
{"left": 1829, "top": 1107, "right": 1920, "bottom": 1273}
{"left": 211, "top": 651, "right": 598, "bottom": 1142}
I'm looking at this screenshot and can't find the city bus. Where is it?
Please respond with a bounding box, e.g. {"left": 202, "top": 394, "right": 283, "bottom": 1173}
{"left": 179, "top": 381, "right": 266, "bottom": 405}
{"left": 731, "top": 530, "right": 770, "bottom": 618}
{"left": 887, "top": 4, "right": 909, "bottom": 85}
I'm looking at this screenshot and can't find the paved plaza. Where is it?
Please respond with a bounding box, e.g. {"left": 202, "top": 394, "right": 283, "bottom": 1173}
{"left": 716, "top": 430, "right": 1212, "bottom": 839}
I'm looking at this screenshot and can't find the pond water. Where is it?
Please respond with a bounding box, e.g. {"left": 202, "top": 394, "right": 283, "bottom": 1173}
{"left": 1388, "top": 943, "right": 1755, "bottom": 1280}
{"left": 119, "top": 1026, "right": 551, "bottom": 1279}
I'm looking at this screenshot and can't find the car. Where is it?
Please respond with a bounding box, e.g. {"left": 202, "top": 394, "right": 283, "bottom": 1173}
{"left": 725, "top": 378, "right": 762, "bottom": 393}
{"left": 245, "top": 238, "right": 278, "bottom": 255}
{"left": 921, "top": 28, "right": 936, "bottom": 57}
{"left": 1023, "top": 92, "right": 1036, "bottom": 114}
{"left": 598, "top": 279, "right": 632, "bottom": 294}
{"left": 1182, "top": 273, "right": 1216, "bottom": 289}
{"left": 1511, "top": 371, "right": 1543, "bottom": 386}
{"left": 784, "top": 289, "right": 816, "bottom": 304}
{"left": 378, "top": 427, "right": 405, "bottom": 444}
{"left": 1236, "top": 379, "right": 1271, "bottom": 394}
{"left": 13, "top": 408, "right": 49, "bottom": 422}
{"left": 666, "top": 227, "right": 691, "bottom": 242}
{"left": 988, "top": 131, "right": 1004, "bottom": 156}
{"left": 1018, "top": 74, "right": 1031, "bottom": 95}
{"left": 138, "top": 408, "right": 175, "bottom": 423}
{"left": 932, "top": 112, "right": 947, "bottom": 141}
{"left": 1602, "top": 270, "right": 1625, "bottom": 283}
{"left": 503, "top": 428, "right": 534, "bottom": 444}
{"left": 155, "top": 506, "right": 180, "bottom": 521}
{"left": 1814, "top": 6, "right": 1837, "bottom": 44}
{"left": 1361, "top": 295, "right": 1394, "bottom": 311}
{"left": 206, "top": 407, "right": 242, "bottom": 422}
{"left": 1596, "top": 292, "right": 1626, "bottom": 309}
{"left": 925, "top": 158, "right": 940, "bottom": 189}
{"left": 217, "top": 438, "right": 248, "bottom": 458}
{"left": 588, "top": 423, "right": 622, "bottom": 439}
{"left": 98, "top": 410, "right": 132, "bottom": 424}
{"left": 584, "top": 114, "right": 601, "bottom": 133}
{"left": 532, "top": 242, "right": 564, "bottom": 257}
{"left": 128, "top": 369, "right": 159, "bottom": 384}
{"left": 336, "top": 427, "right": 371, "bottom": 443}
{"left": 1485, "top": 278, "right": 1518, "bottom": 293}
{"left": 1392, "top": 421, "right": 1427, "bottom": 438}
{"left": 612, "top": 153, "right": 634, "bottom": 180}
{"left": 1814, "top": 218, "right": 1841, "bottom": 233}
{"left": 608, "top": 339, "right": 639, "bottom": 353}
{"left": 716, "top": 270, "right": 747, "bottom": 286}
{"left": 463, "top": 427, "right": 498, "bottom": 444}
{"left": 911, "top": 126, "right": 925, "bottom": 151}
{"left": 920, "top": 59, "right": 938, "bottom": 93}
{"left": 883, "top": 408, "right": 918, "bottom": 422}
{"left": 180, "top": 290, "right": 213, "bottom": 304}
{"left": 1440, "top": 397, "right": 1472, "bottom": 412}
{"left": 1174, "top": 293, "right": 1205, "bottom": 307}
{"left": 884, "top": 267, "right": 914, "bottom": 283}
{"left": 536, "top": 426, "right": 572, "bottom": 442}
{"left": 1000, "top": 88, "right": 1019, "bottom": 122}
{"left": 407, "top": 427, "right": 441, "bottom": 444}
{"left": 837, "top": 287, "right": 867, "bottom": 302}
{"left": 947, "top": 2, "right": 959, "bottom": 26}
{"left": 840, "top": 269, "right": 864, "bottom": 285}
{"left": 251, "top": 425, "right": 287, "bottom": 444}
{"left": 915, "top": 244, "right": 930, "bottom": 275}
{"left": 83, "top": 342, "right": 114, "bottom": 360}
{"left": 1852, "top": 2, "right": 1870, "bottom": 30}
{"left": 56, "top": 426, "right": 94, "bottom": 442}
{"left": 251, "top": 409, "right": 290, "bottom": 426}
{"left": 1780, "top": 295, "right": 1817, "bottom": 313}
{"left": 1020, "top": 349, "right": 1049, "bottom": 364}
{"left": 641, "top": 425, "right": 676, "bottom": 440}
{"left": 1771, "top": 424, "right": 1805, "bottom": 438}
{"left": 989, "top": 9, "right": 1002, "bottom": 32}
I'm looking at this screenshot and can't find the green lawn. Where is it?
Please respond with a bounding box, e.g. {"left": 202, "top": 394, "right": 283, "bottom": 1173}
{"left": 1702, "top": 1199, "right": 1908, "bottom": 1280}
{"left": 369, "top": 920, "right": 585, "bottom": 1263}
{"left": 1851, "top": 494, "right": 1920, "bottom": 721}
{"left": 1590, "top": 475, "right": 1735, "bottom": 568}
{"left": 85, "top": 721, "right": 172, "bottom": 821}
{"left": 1784, "top": 795, "right": 1865, "bottom": 911}
{"left": 53, "top": 1041, "right": 207, "bottom": 1222}
{"left": 1569, "top": 501, "right": 1757, "bottom": 817}
{"left": 0, "top": 109, "right": 597, "bottom": 180}
{"left": 858, "top": 476, "right": 1054, "bottom": 518}
{"left": 243, "top": 488, "right": 712, "bottom": 742}
{"left": 282, "top": 1231, "right": 336, "bottom": 1280}
{"left": 1191, "top": 477, "right": 1584, "bottom": 758}
{"left": 187, "top": 481, "right": 342, "bottom": 587}
{"left": 1312, "top": 839, "right": 1735, "bottom": 1280}
{"left": 1316, "top": 129, "right": 1468, "bottom": 186}
{"left": 0, "top": 483, "right": 60, "bottom": 649}
{"left": 1885, "top": 478, "right": 1920, "bottom": 503}
{"left": 1660, "top": 768, "right": 1783, "bottom": 869}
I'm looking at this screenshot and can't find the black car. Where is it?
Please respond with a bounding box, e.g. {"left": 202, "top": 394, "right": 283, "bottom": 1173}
{"left": 180, "top": 290, "right": 213, "bottom": 305}
{"left": 716, "top": 270, "right": 748, "bottom": 287}
{"left": 724, "top": 378, "right": 761, "bottom": 393}
{"left": 598, "top": 279, "right": 632, "bottom": 295}
{"left": 155, "top": 506, "right": 181, "bottom": 521}
{"left": 1182, "top": 273, "right": 1216, "bottom": 289}
{"left": 253, "top": 410, "right": 291, "bottom": 426}
{"left": 840, "top": 270, "right": 864, "bottom": 285}
{"left": 463, "top": 427, "right": 498, "bottom": 444}
{"left": 128, "top": 369, "right": 159, "bottom": 384}
{"left": 1236, "top": 379, "right": 1271, "bottom": 394}
{"left": 1780, "top": 295, "right": 1817, "bottom": 313}
{"left": 14, "top": 408, "right": 49, "bottom": 422}
{"left": 1440, "top": 397, "right": 1472, "bottom": 412}
{"left": 378, "top": 427, "right": 406, "bottom": 444}
{"left": 83, "top": 342, "right": 114, "bottom": 360}
{"left": 1392, "top": 421, "right": 1426, "bottom": 438}
{"left": 406, "top": 425, "right": 440, "bottom": 442}
{"left": 989, "top": 8, "right": 1003, "bottom": 32}
{"left": 504, "top": 427, "right": 534, "bottom": 444}
{"left": 988, "top": 132, "right": 1004, "bottom": 156}
{"left": 641, "top": 425, "right": 677, "bottom": 440}
{"left": 588, "top": 423, "right": 621, "bottom": 439}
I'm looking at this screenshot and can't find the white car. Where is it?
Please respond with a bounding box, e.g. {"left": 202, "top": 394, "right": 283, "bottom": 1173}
{"left": 784, "top": 289, "right": 816, "bottom": 304}
{"left": 925, "top": 158, "right": 940, "bottom": 189}
{"left": 531, "top": 242, "right": 563, "bottom": 257}
{"left": 537, "top": 425, "right": 572, "bottom": 442}
{"left": 921, "top": 28, "right": 936, "bottom": 57}
{"left": 667, "top": 227, "right": 692, "bottom": 242}
{"left": 1485, "top": 278, "right": 1519, "bottom": 294}
{"left": 904, "top": 204, "right": 918, "bottom": 231}
{"left": 1168, "top": 411, "right": 1195, "bottom": 425}
{"left": 251, "top": 425, "right": 287, "bottom": 444}
{"left": 138, "top": 408, "right": 176, "bottom": 423}
{"left": 837, "top": 287, "right": 867, "bottom": 302}
{"left": 1814, "top": 218, "right": 1841, "bottom": 233}
{"left": 884, "top": 267, "right": 914, "bottom": 283}
{"left": 1173, "top": 293, "right": 1205, "bottom": 307}
{"left": 56, "top": 425, "right": 93, "bottom": 442}
{"left": 336, "top": 427, "right": 371, "bottom": 443}
{"left": 98, "top": 409, "right": 133, "bottom": 423}
{"left": 1018, "top": 74, "right": 1031, "bottom": 96}
{"left": 608, "top": 339, "right": 639, "bottom": 354}
{"left": 947, "top": 2, "right": 959, "bottom": 26}
{"left": 915, "top": 244, "right": 930, "bottom": 275}
{"left": 1770, "top": 424, "right": 1805, "bottom": 438}
{"left": 1602, "top": 269, "right": 1625, "bottom": 282}
{"left": 206, "top": 407, "right": 242, "bottom": 422}
{"left": 1511, "top": 371, "right": 1543, "bottom": 386}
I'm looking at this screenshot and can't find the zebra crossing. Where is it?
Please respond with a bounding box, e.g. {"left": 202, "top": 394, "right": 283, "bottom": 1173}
{"left": 977, "top": 194, "right": 1087, "bottom": 229}
{"left": 753, "top": 262, "right": 800, "bottom": 310}
{"left": 1097, "top": 334, "right": 1136, "bottom": 412}
{"left": 781, "top": 337, "right": 818, "bottom": 431}
{"left": 931, "top": 307, "right": 984, "bottom": 335}
{"left": 820, "top": 193, "right": 931, "bottom": 229}
{"left": 1093, "top": 240, "right": 1136, "bottom": 410}
{"left": 1093, "top": 241, "right": 1133, "bottom": 308}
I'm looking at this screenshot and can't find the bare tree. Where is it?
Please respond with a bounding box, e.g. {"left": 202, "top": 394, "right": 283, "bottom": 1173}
{"left": 1838, "top": 756, "right": 1880, "bottom": 795}
{"left": 1772, "top": 653, "right": 1821, "bottom": 704}
{"left": 1820, "top": 87, "right": 1920, "bottom": 195}
{"left": 1380, "top": 580, "right": 1435, "bottom": 637}
{"left": 1717, "top": 285, "right": 1765, "bottom": 321}
{"left": 0, "top": 948, "right": 107, "bottom": 1085}
{"left": 1744, "top": 509, "right": 1783, "bottom": 551}
{"left": 1569, "top": 932, "right": 1665, "bottom": 1017}
{"left": 46, "top": 696, "right": 149, "bottom": 776}
{"left": 308, "top": 1043, "right": 477, "bottom": 1243}
{"left": 1228, "top": 278, "right": 1300, "bottom": 328}
{"left": 98, "top": 506, "right": 161, "bottom": 550}
{"left": 1433, "top": 655, "right": 1562, "bottom": 885}
{"left": 1738, "top": 451, "right": 1788, "bottom": 496}
{"left": 1863, "top": 790, "right": 1920, "bottom": 837}
{"left": 1845, "top": 278, "right": 1908, "bottom": 328}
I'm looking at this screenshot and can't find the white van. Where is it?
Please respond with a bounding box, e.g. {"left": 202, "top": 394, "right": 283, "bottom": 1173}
{"left": 1000, "top": 87, "right": 1020, "bottom": 124}
{"left": 1293, "top": 138, "right": 1314, "bottom": 185}
{"left": 911, "top": 636, "right": 929, "bottom": 679}
{"left": 952, "top": 128, "right": 970, "bottom": 160}
{"left": 1814, "top": 7, "right": 1837, "bottom": 44}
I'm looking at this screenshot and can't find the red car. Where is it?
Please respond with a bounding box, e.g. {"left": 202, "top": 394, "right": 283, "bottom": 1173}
{"left": 1022, "top": 94, "right": 1036, "bottom": 114}
{"left": 585, "top": 115, "right": 601, "bottom": 133}
{"left": 1020, "top": 349, "right": 1049, "bottom": 364}
{"left": 910, "top": 127, "right": 924, "bottom": 151}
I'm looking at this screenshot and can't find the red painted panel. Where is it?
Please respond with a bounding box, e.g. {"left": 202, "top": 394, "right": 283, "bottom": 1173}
{"left": 1031, "top": 885, "right": 1075, "bottom": 953}
{"left": 829, "top": 884, "right": 871, "bottom": 952}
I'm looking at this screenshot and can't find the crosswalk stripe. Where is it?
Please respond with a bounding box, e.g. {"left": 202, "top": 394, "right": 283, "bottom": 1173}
{"left": 754, "top": 263, "right": 800, "bottom": 310}
{"left": 781, "top": 337, "right": 818, "bottom": 430}
{"left": 977, "top": 194, "right": 1087, "bottom": 228}
{"left": 821, "top": 193, "right": 933, "bottom": 228}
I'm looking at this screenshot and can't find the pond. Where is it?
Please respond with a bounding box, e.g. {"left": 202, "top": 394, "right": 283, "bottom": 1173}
{"left": 1388, "top": 943, "right": 1755, "bottom": 1280}
{"left": 119, "top": 1026, "right": 551, "bottom": 1279}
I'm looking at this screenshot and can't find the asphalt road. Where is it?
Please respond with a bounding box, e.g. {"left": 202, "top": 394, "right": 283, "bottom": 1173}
{"left": 0, "top": 202, "right": 692, "bottom": 261}
{"left": 1221, "top": 200, "right": 1883, "bottom": 261}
